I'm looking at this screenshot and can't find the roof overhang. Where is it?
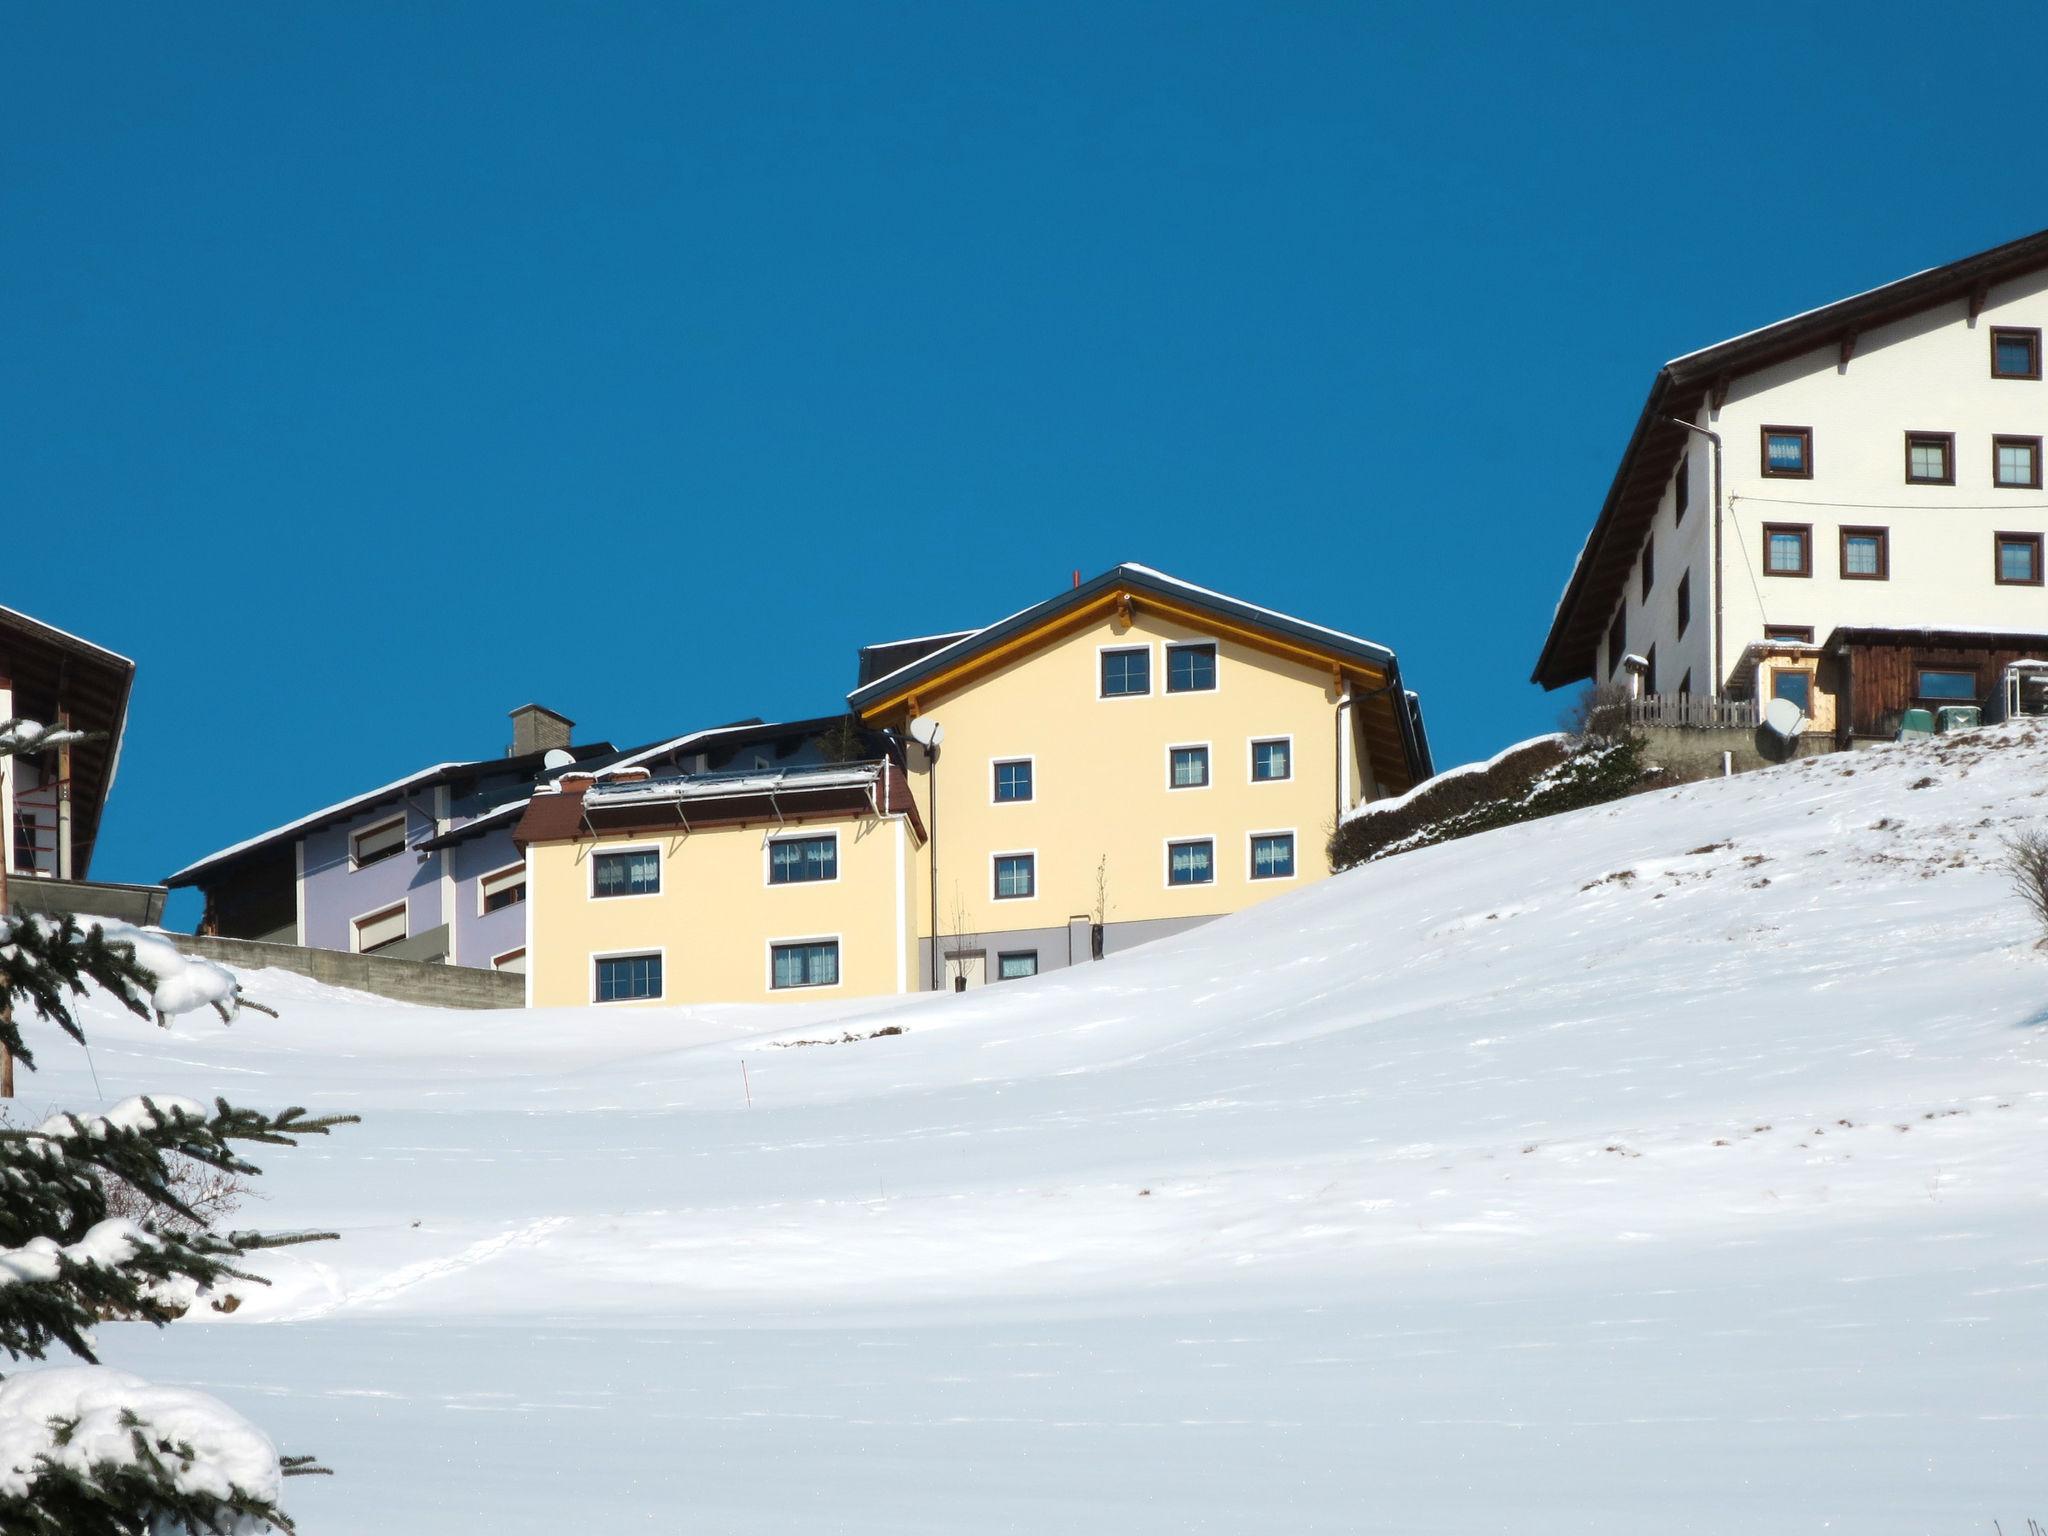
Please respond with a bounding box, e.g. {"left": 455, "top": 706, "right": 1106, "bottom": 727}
{"left": 0, "top": 606, "right": 137, "bottom": 880}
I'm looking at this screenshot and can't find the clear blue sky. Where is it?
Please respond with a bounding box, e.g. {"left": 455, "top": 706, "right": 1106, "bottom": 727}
{"left": 8, "top": 1, "right": 2047, "bottom": 924}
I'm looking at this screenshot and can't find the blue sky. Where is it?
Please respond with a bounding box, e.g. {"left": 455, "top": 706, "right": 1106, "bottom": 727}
{"left": 8, "top": 1, "right": 2048, "bottom": 923}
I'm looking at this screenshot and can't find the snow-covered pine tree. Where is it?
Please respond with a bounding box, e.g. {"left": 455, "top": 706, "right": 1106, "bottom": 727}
{"left": 0, "top": 715, "right": 356, "bottom": 1534}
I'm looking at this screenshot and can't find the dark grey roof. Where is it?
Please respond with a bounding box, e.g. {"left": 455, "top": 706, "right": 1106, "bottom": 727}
{"left": 855, "top": 632, "right": 977, "bottom": 689}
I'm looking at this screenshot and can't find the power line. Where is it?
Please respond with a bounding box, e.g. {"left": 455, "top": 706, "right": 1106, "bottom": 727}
{"left": 1733, "top": 493, "right": 2048, "bottom": 513}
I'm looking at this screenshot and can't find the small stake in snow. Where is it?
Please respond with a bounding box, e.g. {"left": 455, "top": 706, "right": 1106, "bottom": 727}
{"left": 742, "top": 1058, "right": 751, "bottom": 1108}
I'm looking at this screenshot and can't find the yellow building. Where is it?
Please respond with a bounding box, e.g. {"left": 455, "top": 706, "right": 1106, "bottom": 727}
{"left": 518, "top": 564, "right": 1430, "bottom": 1007}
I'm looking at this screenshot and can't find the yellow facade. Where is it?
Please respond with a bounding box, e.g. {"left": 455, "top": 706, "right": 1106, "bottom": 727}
{"left": 524, "top": 810, "right": 916, "bottom": 1009}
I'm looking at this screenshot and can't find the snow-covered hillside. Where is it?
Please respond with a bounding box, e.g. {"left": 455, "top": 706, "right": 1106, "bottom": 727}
{"left": 34, "top": 723, "right": 2048, "bottom": 1533}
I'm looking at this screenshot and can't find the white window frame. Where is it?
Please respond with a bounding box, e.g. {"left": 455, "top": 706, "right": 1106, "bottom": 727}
{"left": 591, "top": 946, "right": 666, "bottom": 1005}
{"left": 1248, "top": 828, "right": 1300, "bottom": 882}
{"left": 991, "top": 849, "right": 1039, "bottom": 902}
{"left": 349, "top": 814, "right": 408, "bottom": 871}
{"left": 588, "top": 842, "right": 663, "bottom": 901}
{"left": 1249, "top": 734, "right": 1295, "bottom": 784}
{"left": 476, "top": 859, "right": 527, "bottom": 917}
{"left": 491, "top": 946, "right": 527, "bottom": 973}
{"left": 1096, "top": 642, "right": 1154, "bottom": 701}
{"left": 764, "top": 830, "right": 840, "bottom": 887}
{"left": 349, "top": 898, "right": 409, "bottom": 954}
{"left": 1165, "top": 741, "right": 1213, "bottom": 791}
{"left": 1163, "top": 636, "right": 1222, "bottom": 696}
{"left": 990, "top": 755, "right": 1036, "bottom": 805}
{"left": 766, "top": 933, "right": 844, "bottom": 993}
{"left": 1163, "top": 835, "right": 1217, "bottom": 889}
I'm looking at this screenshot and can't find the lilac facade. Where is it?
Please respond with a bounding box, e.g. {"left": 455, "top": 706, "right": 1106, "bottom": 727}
{"left": 447, "top": 827, "right": 528, "bottom": 968}
{"left": 300, "top": 796, "right": 449, "bottom": 959}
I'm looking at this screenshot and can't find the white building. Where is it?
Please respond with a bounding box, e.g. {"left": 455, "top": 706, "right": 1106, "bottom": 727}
{"left": 1536, "top": 228, "right": 2048, "bottom": 740}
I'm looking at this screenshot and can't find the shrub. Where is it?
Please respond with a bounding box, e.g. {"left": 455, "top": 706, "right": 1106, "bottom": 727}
{"left": 1560, "top": 680, "right": 1635, "bottom": 743}
{"left": 2003, "top": 830, "right": 2048, "bottom": 944}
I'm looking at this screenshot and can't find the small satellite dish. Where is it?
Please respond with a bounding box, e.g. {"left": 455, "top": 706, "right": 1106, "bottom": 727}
{"left": 542, "top": 748, "right": 576, "bottom": 772}
{"left": 907, "top": 716, "right": 944, "bottom": 749}
{"left": 1763, "top": 696, "right": 1807, "bottom": 741}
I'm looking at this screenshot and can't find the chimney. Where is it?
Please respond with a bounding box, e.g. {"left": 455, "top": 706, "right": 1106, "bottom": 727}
{"left": 509, "top": 703, "right": 574, "bottom": 758}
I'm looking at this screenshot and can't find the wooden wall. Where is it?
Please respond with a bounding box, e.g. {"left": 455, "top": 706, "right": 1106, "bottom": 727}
{"left": 1839, "top": 643, "right": 2028, "bottom": 736}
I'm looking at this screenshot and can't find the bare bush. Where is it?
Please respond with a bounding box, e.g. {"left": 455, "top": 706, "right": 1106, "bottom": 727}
{"left": 2004, "top": 830, "right": 2048, "bottom": 944}
{"left": 1560, "top": 680, "right": 1634, "bottom": 743}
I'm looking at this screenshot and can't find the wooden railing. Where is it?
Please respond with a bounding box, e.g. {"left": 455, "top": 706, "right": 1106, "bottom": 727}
{"left": 1628, "top": 694, "right": 1759, "bottom": 730}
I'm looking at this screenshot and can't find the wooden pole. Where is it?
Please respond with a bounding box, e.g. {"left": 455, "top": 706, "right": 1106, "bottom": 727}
{"left": 1, "top": 820, "right": 12, "bottom": 1099}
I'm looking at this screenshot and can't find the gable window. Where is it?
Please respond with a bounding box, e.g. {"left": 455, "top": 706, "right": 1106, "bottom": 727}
{"left": 1167, "top": 838, "right": 1214, "bottom": 887}
{"left": 1917, "top": 669, "right": 1977, "bottom": 702}
{"left": 1250, "top": 832, "right": 1295, "bottom": 881}
{"left": 1169, "top": 745, "right": 1210, "bottom": 789}
{"left": 1100, "top": 647, "right": 1150, "bottom": 698}
{"left": 1840, "top": 527, "right": 1889, "bottom": 580}
{"left": 592, "top": 847, "right": 660, "bottom": 899}
{"left": 1251, "top": 738, "right": 1291, "bottom": 782}
{"left": 1992, "top": 326, "right": 2043, "bottom": 380}
{"left": 596, "top": 952, "right": 662, "bottom": 1002}
{"left": 993, "top": 759, "right": 1034, "bottom": 803}
{"left": 1905, "top": 431, "right": 1954, "bottom": 485}
{"left": 1676, "top": 571, "right": 1691, "bottom": 638}
{"left": 1607, "top": 608, "right": 1626, "bottom": 676}
{"left": 768, "top": 834, "right": 837, "bottom": 885}
{"left": 1640, "top": 538, "right": 1654, "bottom": 602}
{"left": 1764, "top": 624, "right": 1815, "bottom": 643}
{"left": 997, "top": 951, "right": 1039, "bottom": 981}
{"left": 479, "top": 863, "right": 526, "bottom": 914}
{"left": 1165, "top": 642, "right": 1217, "bottom": 693}
{"left": 1996, "top": 532, "right": 2044, "bottom": 586}
{"left": 352, "top": 901, "right": 407, "bottom": 955}
{"left": 1760, "top": 426, "right": 1812, "bottom": 479}
{"left": 1762, "top": 523, "right": 1812, "bottom": 577}
{"left": 1770, "top": 669, "right": 1812, "bottom": 713}
{"left": 1674, "top": 455, "right": 1689, "bottom": 522}
{"left": 770, "top": 940, "right": 839, "bottom": 990}
{"left": 993, "top": 853, "right": 1036, "bottom": 900}
{"left": 1994, "top": 435, "right": 2043, "bottom": 489}
{"left": 350, "top": 817, "right": 407, "bottom": 870}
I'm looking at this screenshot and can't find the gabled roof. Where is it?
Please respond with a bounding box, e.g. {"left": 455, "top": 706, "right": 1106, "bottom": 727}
{"left": 0, "top": 606, "right": 138, "bottom": 880}
{"left": 1533, "top": 225, "right": 2048, "bottom": 691}
{"left": 855, "top": 632, "right": 977, "bottom": 690}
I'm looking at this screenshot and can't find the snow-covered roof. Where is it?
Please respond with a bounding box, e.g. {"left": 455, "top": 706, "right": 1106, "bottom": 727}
{"left": 0, "top": 604, "right": 134, "bottom": 668}
{"left": 585, "top": 763, "right": 882, "bottom": 810}
{"left": 165, "top": 761, "right": 467, "bottom": 883}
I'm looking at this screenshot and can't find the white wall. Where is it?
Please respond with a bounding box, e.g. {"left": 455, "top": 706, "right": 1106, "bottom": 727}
{"left": 1599, "top": 426, "right": 1715, "bottom": 693}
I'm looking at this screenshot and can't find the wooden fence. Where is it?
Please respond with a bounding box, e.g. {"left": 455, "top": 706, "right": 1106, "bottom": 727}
{"left": 1628, "top": 695, "right": 1759, "bottom": 730}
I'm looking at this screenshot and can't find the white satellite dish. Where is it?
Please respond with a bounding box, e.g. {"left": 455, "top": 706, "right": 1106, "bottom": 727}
{"left": 542, "top": 748, "right": 576, "bottom": 772}
{"left": 907, "top": 716, "right": 944, "bottom": 749}
{"left": 1762, "top": 696, "right": 1807, "bottom": 741}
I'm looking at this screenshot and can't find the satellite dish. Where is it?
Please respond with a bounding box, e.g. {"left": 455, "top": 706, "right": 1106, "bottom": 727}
{"left": 907, "top": 717, "right": 944, "bottom": 749}
{"left": 542, "top": 748, "right": 576, "bottom": 772}
{"left": 1763, "top": 696, "right": 1807, "bottom": 741}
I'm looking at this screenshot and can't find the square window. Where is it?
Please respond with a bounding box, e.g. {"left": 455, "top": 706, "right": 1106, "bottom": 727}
{"left": 1995, "top": 435, "right": 2042, "bottom": 489}
{"left": 1905, "top": 432, "right": 1954, "bottom": 485}
{"left": 1997, "top": 532, "right": 2044, "bottom": 586}
{"left": 1169, "top": 745, "right": 1210, "bottom": 788}
{"left": 1770, "top": 669, "right": 1812, "bottom": 713}
{"left": 1100, "top": 647, "right": 1150, "bottom": 698}
{"left": 353, "top": 902, "right": 407, "bottom": 954}
{"left": 993, "top": 759, "right": 1033, "bottom": 802}
{"left": 997, "top": 951, "right": 1039, "bottom": 981}
{"left": 1251, "top": 738, "right": 1291, "bottom": 782}
{"left": 593, "top": 848, "right": 661, "bottom": 898}
{"left": 1762, "top": 523, "right": 1812, "bottom": 577}
{"left": 994, "top": 853, "right": 1036, "bottom": 900}
{"left": 351, "top": 817, "right": 407, "bottom": 869}
{"left": 1640, "top": 537, "right": 1654, "bottom": 602}
{"left": 1166, "top": 642, "right": 1217, "bottom": 693}
{"left": 1676, "top": 571, "right": 1691, "bottom": 638}
{"left": 480, "top": 864, "right": 526, "bottom": 913}
{"left": 1760, "top": 426, "right": 1812, "bottom": 478}
{"left": 768, "top": 835, "right": 837, "bottom": 885}
{"left": 1917, "top": 669, "right": 1977, "bottom": 701}
{"left": 1167, "top": 839, "right": 1214, "bottom": 887}
{"left": 1250, "top": 833, "right": 1295, "bottom": 880}
{"left": 770, "top": 941, "right": 838, "bottom": 990}
{"left": 1992, "top": 326, "right": 2042, "bottom": 380}
{"left": 1840, "top": 527, "right": 1888, "bottom": 580}
{"left": 596, "top": 953, "right": 662, "bottom": 1002}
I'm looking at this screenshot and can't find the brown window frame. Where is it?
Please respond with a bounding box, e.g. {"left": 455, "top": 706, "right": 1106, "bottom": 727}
{"left": 352, "top": 900, "right": 409, "bottom": 956}
{"left": 1914, "top": 666, "right": 1980, "bottom": 706}
{"left": 1640, "top": 537, "right": 1654, "bottom": 602}
{"left": 1995, "top": 531, "right": 2045, "bottom": 587}
{"left": 1991, "top": 326, "right": 2043, "bottom": 381}
{"left": 1761, "top": 522, "right": 1813, "bottom": 578}
{"left": 1676, "top": 570, "right": 1691, "bottom": 637}
{"left": 1838, "top": 525, "right": 1890, "bottom": 581}
{"left": 1994, "top": 434, "right": 2043, "bottom": 490}
{"left": 1769, "top": 666, "right": 1815, "bottom": 712}
{"left": 349, "top": 815, "right": 408, "bottom": 871}
{"left": 1903, "top": 431, "right": 1954, "bottom": 485}
{"left": 1760, "top": 425, "right": 1813, "bottom": 479}
{"left": 1763, "top": 624, "right": 1815, "bottom": 644}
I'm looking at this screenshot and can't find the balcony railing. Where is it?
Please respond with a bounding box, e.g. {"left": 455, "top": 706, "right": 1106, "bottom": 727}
{"left": 1628, "top": 694, "right": 1760, "bottom": 730}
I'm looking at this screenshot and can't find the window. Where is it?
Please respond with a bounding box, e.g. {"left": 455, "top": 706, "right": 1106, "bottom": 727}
{"left": 596, "top": 952, "right": 662, "bottom": 1002}
{"left": 1840, "top": 526, "right": 1889, "bottom": 580}
{"left": 592, "top": 847, "right": 660, "bottom": 898}
{"left": 997, "top": 952, "right": 1039, "bottom": 981}
{"left": 1166, "top": 642, "right": 1217, "bottom": 693}
{"left": 1640, "top": 538, "right": 1654, "bottom": 602}
{"left": 1997, "top": 532, "right": 2044, "bottom": 586}
{"left": 993, "top": 853, "right": 1036, "bottom": 900}
{"left": 1676, "top": 571, "right": 1691, "bottom": 638}
{"left": 1674, "top": 455, "right": 1689, "bottom": 522}
{"left": 350, "top": 817, "right": 406, "bottom": 869}
{"left": 1251, "top": 738, "right": 1291, "bottom": 782}
{"left": 1607, "top": 607, "right": 1626, "bottom": 676}
{"left": 353, "top": 902, "right": 407, "bottom": 954}
{"left": 479, "top": 863, "right": 526, "bottom": 914}
{"left": 1250, "top": 833, "right": 1295, "bottom": 880}
{"left": 1678, "top": 669, "right": 1692, "bottom": 696}
{"left": 1167, "top": 839, "right": 1214, "bottom": 887}
{"left": 1917, "top": 669, "right": 1977, "bottom": 701}
{"left": 771, "top": 940, "right": 840, "bottom": 989}
{"left": 1992, "top": 326, "right": 2042, "bottom": 380}
{"left": 1169, "top": 745, "right": 1210, "bottom": 789}
{"left": 1762, "top": 523, "right": 1812, "bottom": 577}
{"left": 1994, "top": 435, "right": 2043, "bottom": 489}
{"left": 1643, "top": 645, "right": 1657, "bottom": 695}
{"left": 1100, "top": 647, "right": 1150, "bottom": 697}
{"left": 1760, "top": 426, "right": 1812, "bottom": 478}
{"left": 1764, "top": 624, "right": 1815, "bottom": 643}
{"left": 993, "top": 759, "right": 1033, "bottom": 803}
{"left": 1770, "top": 669, "right": 1812, "bottom": 713}
{"left": 768, "top": 835, "right": 837, "bottom": 885}
{"left": 492, "top": 948, "right": 526, "bottom": 974}
{"left": 1904, "top": 431, "right": 1954, "bottom": 485}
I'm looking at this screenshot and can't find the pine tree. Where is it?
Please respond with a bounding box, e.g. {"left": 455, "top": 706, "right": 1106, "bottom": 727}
{"left": 0, "top": 717, "right": 355, "bottom": 1534}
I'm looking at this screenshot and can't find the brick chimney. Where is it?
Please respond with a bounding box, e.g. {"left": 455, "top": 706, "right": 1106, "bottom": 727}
{"left": 509, "top": 704, "right": 574, "bottom": 758}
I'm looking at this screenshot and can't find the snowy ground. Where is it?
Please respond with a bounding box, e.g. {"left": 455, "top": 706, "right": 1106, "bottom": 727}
{"left": 27, "top": 723, "right": 2048, "bottom": 1532}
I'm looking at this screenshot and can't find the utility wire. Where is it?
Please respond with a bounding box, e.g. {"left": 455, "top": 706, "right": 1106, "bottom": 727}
{"left": 1734, "top": 493, "right": 2048, "bottom": 512}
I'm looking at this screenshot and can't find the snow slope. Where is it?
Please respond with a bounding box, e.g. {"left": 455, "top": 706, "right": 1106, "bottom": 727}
{"left": 28, "top": 723, "right": 2048, "bottom": 1533}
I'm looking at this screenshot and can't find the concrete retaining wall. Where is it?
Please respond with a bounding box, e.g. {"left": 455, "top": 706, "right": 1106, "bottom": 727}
{"left": 164, "top": 934, "right": 523, "bottom": 1010}
{"left": 1636, "top": 724, "right": 1837, "bottom": 779}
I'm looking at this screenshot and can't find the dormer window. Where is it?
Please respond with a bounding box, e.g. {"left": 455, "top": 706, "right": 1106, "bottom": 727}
{"left": 1992, "top": 326, "right": 2042, "bottom": 380}
{"left": 1760, "top": 427, "right": 1812, "bottom": 479}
